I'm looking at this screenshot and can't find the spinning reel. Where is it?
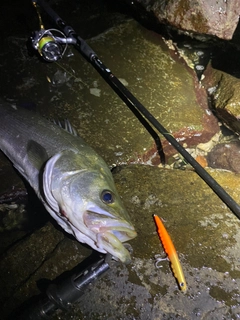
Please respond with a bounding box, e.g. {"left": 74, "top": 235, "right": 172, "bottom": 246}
{"left": 30, "top": 1, "right": 76, "bottom": 61}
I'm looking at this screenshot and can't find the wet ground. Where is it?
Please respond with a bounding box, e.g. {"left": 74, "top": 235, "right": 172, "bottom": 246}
{"left": 2, "top": 165, "right": 240, "bottom": 319}
{"left": 1, "top": 0, "right": 240, "bottom": 319}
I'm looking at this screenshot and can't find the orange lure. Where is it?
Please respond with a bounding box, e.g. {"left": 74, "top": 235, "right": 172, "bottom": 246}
{"left": 153, "top": 214, "right": 187, "bottom": 292}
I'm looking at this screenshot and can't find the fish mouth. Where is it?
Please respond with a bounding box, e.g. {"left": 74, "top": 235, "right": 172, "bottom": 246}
{"left": 84, "top": 211, "right": 137, "bottom": 264}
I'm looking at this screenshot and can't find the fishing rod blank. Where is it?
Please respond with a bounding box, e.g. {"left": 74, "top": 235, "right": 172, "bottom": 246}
{"left": 33, "top": 0, "right": 240, "bottom": 219}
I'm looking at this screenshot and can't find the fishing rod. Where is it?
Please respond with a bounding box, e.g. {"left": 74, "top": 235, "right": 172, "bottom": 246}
{"left": 30, "top": 0, "right": 240, "bottom": 219}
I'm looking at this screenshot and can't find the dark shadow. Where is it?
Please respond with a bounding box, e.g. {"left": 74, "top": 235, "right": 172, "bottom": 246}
{"left": 8, "top": 251, "right": 110, "bottom": 320}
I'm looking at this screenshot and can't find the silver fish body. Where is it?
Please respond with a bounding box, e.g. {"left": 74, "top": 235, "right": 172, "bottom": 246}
{"left": 0, "top": 100, "right": 137, "bottom": 263}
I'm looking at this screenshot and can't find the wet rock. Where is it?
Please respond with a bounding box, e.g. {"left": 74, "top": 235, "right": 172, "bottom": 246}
{"left": 2, "top": 165, "right": 240, "bottom": 319}
{"left": 207, "top": 141, "right": 240, "bottom": 173}
{"left": 0, "top": 223, "right": 63, "bottom": 307}
{"left": 121, "top": 0, "right": 240, "bottom": 40}
{"left": 37, "top": 20, "right": 219, "bottom": 165}
{"left": 0, "top": 222, "right": 91, "bottom": 319}
{"left": 204, "top": 65, "right": 240, "bottom": 135}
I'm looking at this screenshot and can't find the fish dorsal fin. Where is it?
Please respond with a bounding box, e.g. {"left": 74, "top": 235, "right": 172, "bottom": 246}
{"left": 52, "top": 119, "right": 78, "bottom": 136}
{"left": 27, "top": 140, "right": 49, "bottom": 170}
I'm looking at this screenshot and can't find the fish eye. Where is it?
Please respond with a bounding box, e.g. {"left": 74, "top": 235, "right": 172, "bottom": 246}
{"left": 101, "top": 190, "right": 114, "bottom": 204}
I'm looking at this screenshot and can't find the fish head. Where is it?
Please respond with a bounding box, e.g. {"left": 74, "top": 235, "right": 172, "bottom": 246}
{"left": 42, "top": 151, "right": 137, "bottom": 263}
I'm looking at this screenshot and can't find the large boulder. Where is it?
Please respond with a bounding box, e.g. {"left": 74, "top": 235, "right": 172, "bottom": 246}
{"left": 121, "top": 0, "right": 240, "bottom": 40}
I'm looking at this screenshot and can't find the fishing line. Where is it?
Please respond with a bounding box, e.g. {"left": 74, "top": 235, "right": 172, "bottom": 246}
{"left": 32, "top": 0, "right": 240, "bottom": 219}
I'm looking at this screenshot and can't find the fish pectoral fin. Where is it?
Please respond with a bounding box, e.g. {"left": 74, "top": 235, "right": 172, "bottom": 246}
{"left": 27, "top": 140, "right": 49, "bottom": 170}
